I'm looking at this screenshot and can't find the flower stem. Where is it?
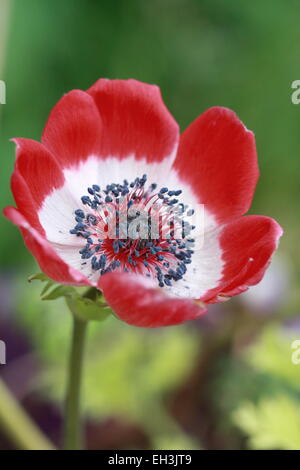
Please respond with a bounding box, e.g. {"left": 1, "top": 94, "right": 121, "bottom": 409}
{"left": 64, "top": 315, "right": 88, "bottom": 450}
{"left": 0, "top": 378, "right": 55, "bottom": 450}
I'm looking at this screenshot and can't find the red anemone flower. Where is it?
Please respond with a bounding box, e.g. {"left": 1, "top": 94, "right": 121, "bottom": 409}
{"left": 3, "top": 79, "right": 283, "bottom": 327}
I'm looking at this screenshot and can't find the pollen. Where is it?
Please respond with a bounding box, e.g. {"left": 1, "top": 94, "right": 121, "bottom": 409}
{"left": 70, "top": 175, "right": 196, "bottom": 287}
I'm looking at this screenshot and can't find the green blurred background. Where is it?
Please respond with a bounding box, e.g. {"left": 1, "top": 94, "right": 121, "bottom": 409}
{"left": 0, "top": 0, "right": 300, "bottom": 450}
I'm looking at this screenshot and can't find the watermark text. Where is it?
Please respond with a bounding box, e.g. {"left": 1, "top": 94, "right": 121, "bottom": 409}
{"left": 291, "top": 339, "right": 300, "bottom": 365}
{"left": 0, "top": 340, "right": 6, "bottom": 365}
{"left": 0, "top": 80, "right": 6, "bottom": 104}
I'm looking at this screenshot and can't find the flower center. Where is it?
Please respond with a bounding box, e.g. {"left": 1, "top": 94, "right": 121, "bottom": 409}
{"left": 70, "top": 175, "right": 196, "bottom": 287}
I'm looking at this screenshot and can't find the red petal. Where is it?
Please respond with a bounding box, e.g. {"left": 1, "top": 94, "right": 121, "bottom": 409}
{"left": 201, "top": 215, "right": 283, "bottom": 303}
{"left": 174, "top": 107, "right": 259, "bottom": 224}
{"left": 13, "top": 138, "right": 65, "bottom": 209}
{"left": 3, "top": 207, "right": 91, "bottom": 287}
{"left": 99, "top": 272, "right": 206, "bottom": 327}
{"left": 87, "top": 79, "right": 179, "bottom": 162}
{"left": 11, "top": 171, "right": 45, "bottom": 235}
{"left": 42, "top": 90, "right": 102, "bottom": 167}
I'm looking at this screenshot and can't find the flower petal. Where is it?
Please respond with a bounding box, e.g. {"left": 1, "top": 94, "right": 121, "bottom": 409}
{"left": 99, "top": 272, "right": 207, "bottom": 327}
{"left": 87, "top": 78, "right": 179, "bottom": 164}
{"left": 13, "top": 138, "right": 65, "bottom": 209}
{"left": 11, "top": 139, "right": 82, "bottom": 246}
{"left": 11, "top": 170, "right": 45, "bottom": 235}
{"left": 42, "top": 90, "right": 103, "bottom": 168}
{"left": 174, "top": 107, "right": 259, "bottom": 224}
{"left": 200, "top": 215, "right": 283, "bottom": 303}
{"left": 3, "top": 206, "right": 92, "bottom": 287}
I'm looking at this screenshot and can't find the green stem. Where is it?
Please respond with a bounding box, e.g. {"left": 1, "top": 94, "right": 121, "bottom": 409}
{"left": 0, "top": 378, "right": 55, "bottom": 450}
{"left": 64, "top": 316, "right": 88, "bottom": 450}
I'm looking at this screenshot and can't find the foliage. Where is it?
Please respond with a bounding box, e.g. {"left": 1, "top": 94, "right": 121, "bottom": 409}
{"left": 16, "top": 274, "right": 199, "bottom": 447}
{"left": 230, "top": 325, "right": 300, "bottom": 449}
{"left": 233, "top": 396, "right": 300, "bottom": 450}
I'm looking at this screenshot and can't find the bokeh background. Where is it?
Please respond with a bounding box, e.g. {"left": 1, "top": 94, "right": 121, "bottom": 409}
{"left": 0, "top": 0, "right": 300, "bottom": 450}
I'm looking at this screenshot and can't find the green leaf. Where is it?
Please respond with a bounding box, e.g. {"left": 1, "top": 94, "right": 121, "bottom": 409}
{"left": 27, "top": 273, "right": 110, "bottom": 322}
{"left": 41, "top": 284, "right": 111, "bottom": 322}
{"left": 41, "top": 280, "right": 55, "bottom": 296}
{"left": 28, "top": 272, "right": 52, "bottom": 283}
{"left": 28, "top": 273, "right": 57, "bottom": 299}
{"left": 41, "top": 285, "right": 76, "bottom": 301}
{"left": 233, "top": 395, "right": 300, "bottom": 450}
{"left": 66, "top": 294, "right": 111, "bottom": 322}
